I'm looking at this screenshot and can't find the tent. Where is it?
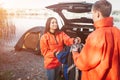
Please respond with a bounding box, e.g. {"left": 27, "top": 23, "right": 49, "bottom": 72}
{"left": 14, "top": 26, "right": 44, "bottom": 55}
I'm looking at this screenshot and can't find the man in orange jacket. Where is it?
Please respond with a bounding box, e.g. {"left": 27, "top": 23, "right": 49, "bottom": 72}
{"left": 71, "top": 0, "right": 120, "bottom": 80}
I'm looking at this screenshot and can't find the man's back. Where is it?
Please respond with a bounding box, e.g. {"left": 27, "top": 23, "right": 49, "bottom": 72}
{"left": 99, "top": 26, "right": 120, "bottom": 80}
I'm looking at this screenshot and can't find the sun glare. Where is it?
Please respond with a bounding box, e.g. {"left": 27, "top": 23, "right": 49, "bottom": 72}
{"left": 1, "top": 0, "right": 49, "bottom": 9}
{"left": 1, "top": 0, "right": 70, "bottom": 9}
{"left": 0, "top": 0, "right": 119, "bottom": 10}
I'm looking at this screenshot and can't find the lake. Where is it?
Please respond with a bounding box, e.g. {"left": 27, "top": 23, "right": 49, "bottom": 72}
{"left": 0, "top": 16, "right": 47, "bottom": 48}
{"left": 0, "top": 16, "right": 120, "bottom": 49}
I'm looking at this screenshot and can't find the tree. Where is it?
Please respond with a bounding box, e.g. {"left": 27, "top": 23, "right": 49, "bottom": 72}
{"left": 0, "top": 7, "right": 7, "bottom": 38}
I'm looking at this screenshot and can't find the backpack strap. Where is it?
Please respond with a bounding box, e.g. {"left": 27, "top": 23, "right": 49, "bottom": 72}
{"left": 67, "top": 64, "right": 75, "bottom": 73}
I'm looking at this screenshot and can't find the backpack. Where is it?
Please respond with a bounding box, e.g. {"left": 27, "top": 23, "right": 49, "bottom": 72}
{"left": 56, "top": 43, "right": 84, "bottom": 80}
{"left": 67, "top": 43, "right": 84, "bottom": 80}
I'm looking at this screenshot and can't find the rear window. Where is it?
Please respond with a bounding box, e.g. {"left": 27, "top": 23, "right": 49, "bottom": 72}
{"left": 62, "top": 9, "right": 92, "bottom": 19}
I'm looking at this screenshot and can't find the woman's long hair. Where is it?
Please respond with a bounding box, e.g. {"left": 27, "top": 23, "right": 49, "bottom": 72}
{"left": 44, "top": 17, "right": 60, "bottom": 34}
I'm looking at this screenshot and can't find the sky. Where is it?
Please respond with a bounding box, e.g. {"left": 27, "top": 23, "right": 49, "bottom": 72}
{"left": 0, "top": 0, "right": 120, "bottom": 10}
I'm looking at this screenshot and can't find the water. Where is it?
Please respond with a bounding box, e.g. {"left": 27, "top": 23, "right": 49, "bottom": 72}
{"left": 114, "top": 22, "right": 120, "bottom": 29}
{"left": 0, "top": 16, "right": 47, "bottom": 48}
{"left": 0, "top": 15, "right": 120, "bottom": 49}
{"left": 13, "top": 17, "right": 46, "bottom": 40}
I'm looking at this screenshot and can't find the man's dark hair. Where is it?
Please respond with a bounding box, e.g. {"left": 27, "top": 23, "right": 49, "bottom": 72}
{"left": 92, "top": 0, "right": 112, "bottom": 17}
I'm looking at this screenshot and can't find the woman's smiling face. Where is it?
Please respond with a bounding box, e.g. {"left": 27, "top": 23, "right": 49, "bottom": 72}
{"left": 49, "top": 18, "right": 58, "bottom": 33}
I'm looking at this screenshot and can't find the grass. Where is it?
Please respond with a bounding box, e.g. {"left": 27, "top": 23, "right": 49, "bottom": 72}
{"left": 0, "top": 70, "right": 14, "bottom": 80}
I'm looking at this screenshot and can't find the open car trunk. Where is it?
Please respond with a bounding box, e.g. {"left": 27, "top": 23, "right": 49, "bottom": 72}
{"left": 46, "top": 2, "right": 94, "bottom": 43}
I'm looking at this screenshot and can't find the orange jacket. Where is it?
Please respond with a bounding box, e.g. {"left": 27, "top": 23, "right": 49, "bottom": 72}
{"left": 40, "top": 31, "right": 74, "bottom": 69}
{"left": 73, "top": 17, "right": 120, "bottom": 80}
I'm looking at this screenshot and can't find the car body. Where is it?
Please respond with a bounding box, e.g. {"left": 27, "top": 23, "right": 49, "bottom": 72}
{"left": 46, "top": 2, "right": 94, "bottom": 44}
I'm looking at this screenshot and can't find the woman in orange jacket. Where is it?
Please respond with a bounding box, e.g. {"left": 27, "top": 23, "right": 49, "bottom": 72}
{"left": 40, "top": 17, "right": 79, "bottom": 80}
{"left": 71, "top": 0, "right": 120, "bottom": 80}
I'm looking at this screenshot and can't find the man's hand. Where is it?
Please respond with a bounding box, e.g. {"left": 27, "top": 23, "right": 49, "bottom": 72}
{"left": 74, "top": 37, "right": 81, "bottom": 44}
{"left": 71, "top": 44, "right": 79, "bottom": 52}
